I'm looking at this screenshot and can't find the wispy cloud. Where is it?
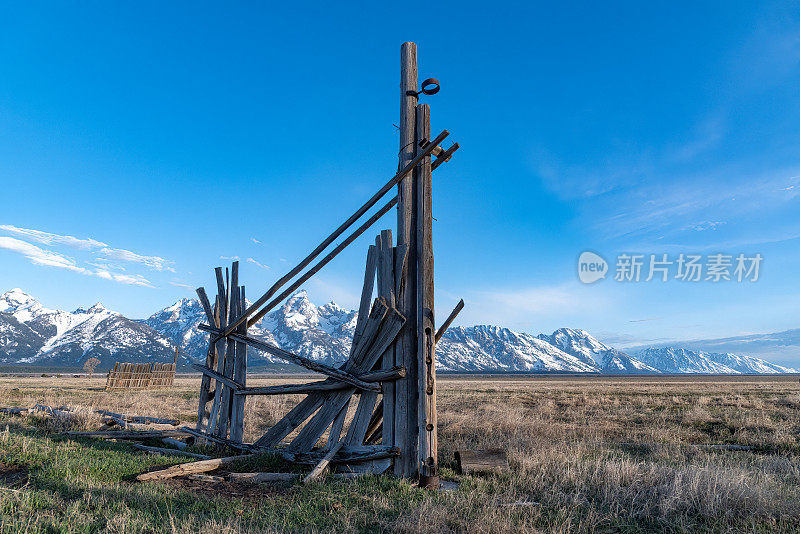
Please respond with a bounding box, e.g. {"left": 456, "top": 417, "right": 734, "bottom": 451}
{"left": 220, "top": 255, "right": 240, "bottom": 261}
{"left": 251, "top": 237, "right": 262, "bottom": 245}
{"left": 169, "top": 281, "right": 194, "bottom": 289}
{"left": 247, "top": 257, "right": 270, "bottom": 270}
{"left": 0, "top": 236, "right": 153, "bottom": 287}
{"left": 0, "top": 225, "right": 175, "bottom": 272}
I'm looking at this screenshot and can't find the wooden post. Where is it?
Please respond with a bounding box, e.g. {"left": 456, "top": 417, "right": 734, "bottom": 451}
{"left": 395, "top": 41, "right": 418, "bottom": 477}
{"left": 416, "top": 103, "right": 437, "bottom": 487}
{"left": 230, "top": 286, "right": 247, "bottom": 442}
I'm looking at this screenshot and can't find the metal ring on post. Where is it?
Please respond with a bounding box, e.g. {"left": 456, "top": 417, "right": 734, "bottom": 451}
{"left": 420, "top": 78, "right": 440, "bottom": 95}
{"left": 405, "top": 78, "right": 441, "bottom": 98}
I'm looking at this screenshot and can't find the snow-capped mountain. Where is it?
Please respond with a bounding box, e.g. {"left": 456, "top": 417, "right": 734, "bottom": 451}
{"left": 0, "top": 288, "right": 175, "bottom": 367}
{"left": 634, "top": 347, "right": 797, "bottom": 374}
{"left": 437, "top": 325, "right": 600, "bottom": 372}
{"left": 1, "top": 288, "right": 797, "bottom": 373}
{"left": 538, "top": 328, "right": 659, "bottom": 374}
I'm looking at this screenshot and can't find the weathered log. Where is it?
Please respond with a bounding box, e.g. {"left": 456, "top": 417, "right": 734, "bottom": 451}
{"left": 63, "top": 430, "right": 189, "bottom": 439}
{"left": 96, "top": 410, "right": 180, "bottom": 426}
{"left": 455, "top": 449, "right": 509, "bottom": 475}
{"left": 136, "top": 453, "right": 254, "bottom": 481}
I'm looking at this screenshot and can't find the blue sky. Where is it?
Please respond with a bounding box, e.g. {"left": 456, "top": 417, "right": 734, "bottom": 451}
{"left": 1, "top": 2, "right": 799, "bottom": 363}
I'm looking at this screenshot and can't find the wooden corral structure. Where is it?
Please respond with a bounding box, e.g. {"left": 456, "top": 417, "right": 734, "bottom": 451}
{"left": 191, "top": 42, "right": 463, "bottom": 487}
{"left": 105, "top": 349, "right": 178, "bottom": 390}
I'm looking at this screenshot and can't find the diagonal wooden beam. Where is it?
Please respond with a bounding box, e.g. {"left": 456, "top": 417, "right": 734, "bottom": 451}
{"left": 191, "top": 363, "right": 244, "bottom": 391}
{"left": 196, "top": 325, "right": 381, "bottom": 392}
{"left": 234, "top": 366, "right": 405, "bottom": 396}
{"left": 245, "top": 198, "right": 396, "bottom": 328}
{"left": 251, "top": 300, "right": 389, "bottom": 449}
{"left": 435, "top": 299, "right": 465, "bottom": 343}
{"left": 221, "top": 129, "right": 450, "bottom": 336}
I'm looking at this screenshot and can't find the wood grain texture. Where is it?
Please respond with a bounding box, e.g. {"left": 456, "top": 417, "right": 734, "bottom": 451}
{"left": 395, "top": 40, "right": 418, "bottom": 478}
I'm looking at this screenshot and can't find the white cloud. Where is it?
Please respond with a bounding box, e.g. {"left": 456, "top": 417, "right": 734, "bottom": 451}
{"left": 169, "top": 281, "right": 195, "bottom": 289}
{"left": 251, "top": 238, "right": 262, "bottom": 245}
{"left": 220, "top": 255, "right": 240, "bottom": 261}
{"left": 99, "top": 247, "right": 174, "bottom": 272}
{"left": 0, "top": 236, "right": 84, "bottom": 272}
{"left": 0, "top": 224, "right": 175, "bottom": 272}
{"left": 0, "top": 236, "right": 153, "bottom": 288}
{"left": 247, "top": 257, "right": 270, "bottom": 270}
{"left": 0, "top": 225, "right": 106, "bottom": 250}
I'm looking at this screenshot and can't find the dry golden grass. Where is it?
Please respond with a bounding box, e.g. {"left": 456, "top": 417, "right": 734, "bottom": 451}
{"left": 1, "top": 373, "right": 799, "bottom": 532}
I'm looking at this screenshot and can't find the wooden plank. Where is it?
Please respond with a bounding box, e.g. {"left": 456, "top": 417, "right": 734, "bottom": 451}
{"left": 191, "top": 364, "right": 244, "bottom": 391}
{"left": 435, "top": 299, "right": 464, "bottom": 343}
{"left": 136, "top": 454, "right": 255, "bottom": 482}
{"left": 349, "top": 244, "right": 378, "bottom": 357}
{"left": 196, "top": 287, "right": 215, "bottom": 324}
{"left": 431, "top": 142, "right": 460, "bottom": 171}
{"left": 395, "top": 40, "right": 418, "bottom": 478}
{"left": 253, "top": 394, "right": 324, "bottom": 448}
{"left": 346, "top": 232, "right": 393, "bottom": 446}
{"left": 379, "top": 231, "right": 396, "bottom": 449}
{"left": 287, "top": 302, "right": 406, "bottom": 453}
{"left": 235, "top": 367, "right": 404, "bottom": 396}
{"left": 223, "top": 129, "right": 450, "bottom": 334}
{"left": 303, "top": 437, "right": 346, "bottom": 483}
{"left": 208, "top": 267, "right": 228, "bottom": 435}
{"left": 62, "top": 430, "right": 190, "bottom": 439}
{"left": 196, "top": 296, "right": 220, "bottom": 431}
{"left": 178, "top": 426, "right": 257, "bottom": 452}
{"left": 416, "top": 102, "right": 438, "bottom": 483}
{"left": 215, "top": 261, "right": 239, "bottom": 439}
{"left": 251, "top": 299, "right": 387, "bottom": 450}
{"left": 230, "top": 285, "right": 248, "bottom": 443}
{"left": 455, "top": 449, "right": 509, "bottom": 475}
{"left": 282, "top": 301, "right": 390, "bottom": 453}
{"left": 197, "top": 325, "right": 381, "bottom": 392}
{"left": 326, "top": 399, "right": 349, "bottom": 450}
{"left": 132, "top": 444, "right": 212, "bottom": 460}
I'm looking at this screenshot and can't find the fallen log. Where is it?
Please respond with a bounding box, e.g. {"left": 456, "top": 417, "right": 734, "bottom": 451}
{"left": 62, "top": 429, "right": 190, "bottom": 439}
{"left": 96, "top": 410, "right": 179, "bottom": 426}
{"left": 136, "top": 454, "right": 254, "bottom": 481}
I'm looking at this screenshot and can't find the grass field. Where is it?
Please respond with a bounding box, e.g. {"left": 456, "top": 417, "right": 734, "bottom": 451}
{"left": 1, "top": 374, "right": 799, "bottom": 533}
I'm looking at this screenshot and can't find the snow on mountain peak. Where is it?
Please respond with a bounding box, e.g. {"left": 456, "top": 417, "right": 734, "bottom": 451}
{"left": 0, "top": 288, "right": 37, "bottom": 311}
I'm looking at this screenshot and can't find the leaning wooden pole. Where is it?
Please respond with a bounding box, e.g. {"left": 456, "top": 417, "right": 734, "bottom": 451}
{"left": 395, "top": 41, "right": 418, "bottom": 478}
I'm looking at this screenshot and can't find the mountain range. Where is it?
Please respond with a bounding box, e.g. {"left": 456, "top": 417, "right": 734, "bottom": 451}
{"left": 1, "top": 288, "right": 797, "bottom": 374}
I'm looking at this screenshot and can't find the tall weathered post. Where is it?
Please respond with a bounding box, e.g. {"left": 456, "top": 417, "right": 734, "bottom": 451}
{"left": 396, "top": 41, "right": 419, "bottom": 478}
{"left": 415, "top": 102, "right": 437, "bottom": 487}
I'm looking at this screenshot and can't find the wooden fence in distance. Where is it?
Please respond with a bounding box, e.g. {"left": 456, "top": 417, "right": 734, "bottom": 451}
{"left": 105, "top": 362, "right": 176, "bottom": 390}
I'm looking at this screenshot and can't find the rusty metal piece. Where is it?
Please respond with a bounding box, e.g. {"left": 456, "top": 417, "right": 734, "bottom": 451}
{"left": 418, "top": 474, "right": 440, "bottom": 489}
